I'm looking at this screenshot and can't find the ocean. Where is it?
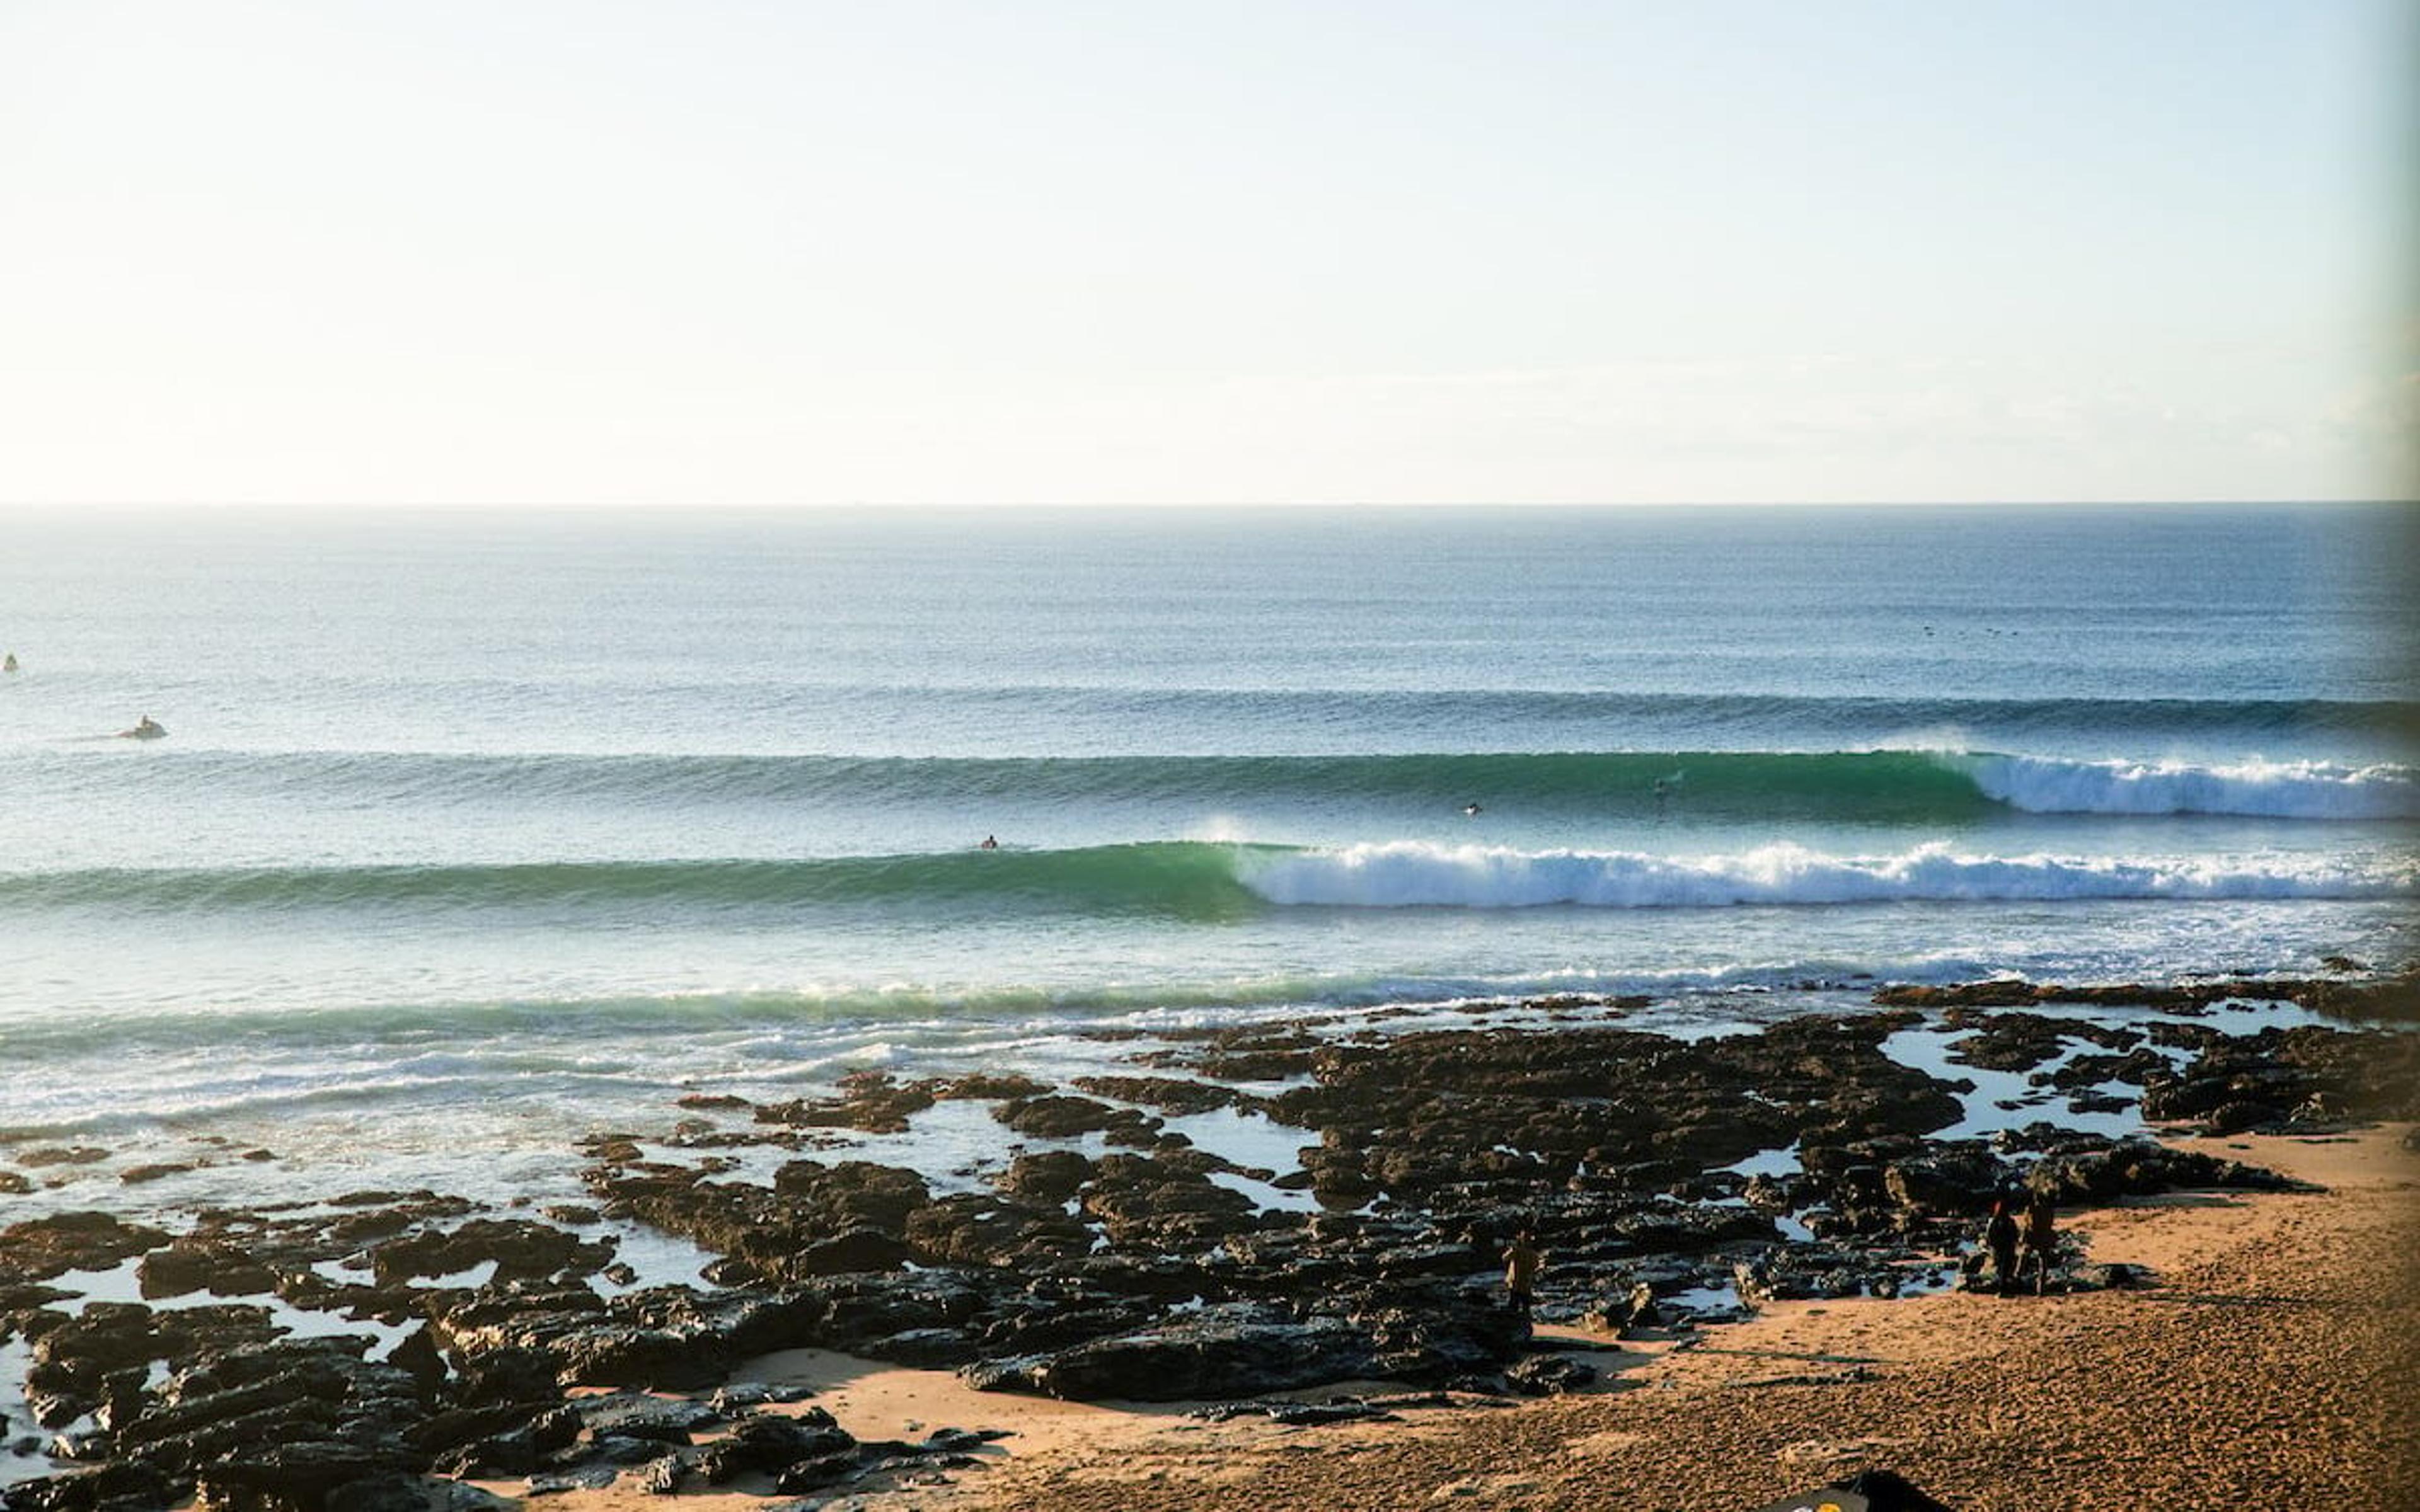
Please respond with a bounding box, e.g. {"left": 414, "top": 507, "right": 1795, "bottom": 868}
{"left": 0, "top": 503, "right": 2412, "bottom": 1218}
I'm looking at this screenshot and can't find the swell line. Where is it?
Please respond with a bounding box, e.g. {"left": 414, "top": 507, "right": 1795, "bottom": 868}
{"left": 25, "top": 747, "right": 2414, "bottom": 820}
{"left": 5, "top": 840, "right": 2409, "bottom": 919}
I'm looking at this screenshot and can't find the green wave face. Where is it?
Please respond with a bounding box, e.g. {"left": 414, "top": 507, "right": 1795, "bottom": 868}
{"left": 73, "top": 748, "right": 2008, "bottom": 820}
{"left": 0, "top": 842, "right": 1280, "bottom": 922}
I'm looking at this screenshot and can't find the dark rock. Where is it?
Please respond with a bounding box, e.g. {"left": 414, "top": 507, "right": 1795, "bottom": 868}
{"left": 369, "top": 1219, "right": 611, "bottom": 1286}
{"left": 386, "top": 1326, "right": 447, "bottom": 1399}
{"left": 693, "top": 1410, "right": 855, "bottom": 1484}
{"left": 754, "top": 1072, "right": 936, "bottom": 1134}
{"left": 964, "top": 1303, "right": 1377, "bottom": 1402}
{"left": 434, "top": 1405, "right": 580, "bottom": 1477}
{"left": 136, "top": 1240, "right": 277, "bottom": 1300}
{"left": 191, "top": 1435, "right": 422, "bottom": 1511}
{"left": 1068, "top": 1075, "right": 1242, "bottom": 1114}
{"left": 994, "top": 1094, "right": 1161, "bottom": 1144}
{"left": 15, "top": 1148, "right": 110, "bottom": 1168}
{"left": 576, "top": 1392, "right": 720, "bottom": 1443}
{"left": 927, "top": 1072, "right": 1053, "bottom": 1101}
{"left": 0, "top": 1211, "right": 173, "bottom": 1282}
{"left": 711, "top": 1382, "right": 819, "bottom": 1413}
{"left": 117, "top": 1163, "right": 195, "bottom": 1185}
{"left": 522, "top": 1467, "right": 617, "bottom": 1495}
{"left": 0, "top": 1462, "right": 178, "bottom": 1512}
{"left": 770, "top": 1450, "right": 865, "bottom": 1494}
{"left": 793, "top": 1227, "right": 914, "bottom": 1276}
{"left": 1188, "top": 1398, "right": 1396, "bottom": 1425}
{"left": 2025, "top": 1138, "right": 2302, "bottom": 1205}
{"left": 451, "top": 1346, "right": 563, "bottom": 1407}
{"left": 1503, "top": 1354, "right": 1596, "bottom": 1396}
{"left": 2203, "top": 1099, "right": 2288, "bottom": 1136}
{"left": 1881, "top": 1145, "right": 2017, "bottom": 1220}
{"left": 994, "top": 1150, "right": 1092, "bottom": 1204}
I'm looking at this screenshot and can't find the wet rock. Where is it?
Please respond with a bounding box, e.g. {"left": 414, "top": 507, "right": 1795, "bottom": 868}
{"left": 1733, "top": 1251, "right": 1884, "bottom": 1307}
{"left": 1189, "top": 1398, "right": 1397, "bottom": 1425}
{"left": 1504, "top": 1354, "right": 1596, "bottom": 1396}
{"left": 904, "top": 1195, "right": 1090, "bottom": 1269}
{"left": 1581, "top": 1281, "right": 1662, "bottom": 1336}
{"left": 432, "top": 1405, "right": 581, "bottom": 1477}
{"left": 575, "top": 1392, "right": 720, "bottom": 1443}
{"left": 1256, "top": 1014, "right": 1961, "bottom": 1211}
{"left": 15, "top": 1148, "right": 110, "bottom": 1169}
{"left": 693, "top": 1409, "right": 855, "bottom": 1484}
{"left": 386, "top": 1326, "right": 448, "bottom": 1399}
{"left": 0, "top": 1212, "right": 173, "bottom": 1283}
{"left": 994, "top": 1094, "right": 1161, "bottom": 1145}
{"left": 370, "top": 1219, "right": 613, "bottom": 1287}
{"left": 792, "top": 1227, "right": 915, "bottom": 1276}
{"left": 2204, "top": 1099, "right": 2288, "bottom": 1136}
{"left": 0, "top": 1461, "right": 178, "bottom": 1512}
{"left": 926, "top": 1072, "right": 1052, "bottom": 1101}
{"left": 994, "top": 1150, "right": 1092, "bottom": 1205}
{"left": 1880, "top": 1145, "right": 2017, "bottom": 1221}
{"left": 755, "top": 1072, "right": 936, "bottom": 1134}
{"left": 115, "top": 1164, "right": 194, "bottom": 1186}
{"left": 1079, "top": 1153, "right": 1261, "bottom": 1248}
{"left": 711, "top": 1382, "right": 819, "bottom": 1413}
{"left": 1068, "top": 1075, "right": 1242, "bottom": 1114}
{"left": 135, "top": 1240, "right": 277, "bottom": 1300}
{"left": 2024, "top": 1137, "right": 2302, "bottom": 1205}
{"left": 964, "top": 1303, "right": 1377, "bottom": 1401}
{"left": 114, "top": 1339, "right": 429, "bottom": 1509}
{"left": 449, "top": 1344, "right": 564, "bottom": 1408}
{"left": 771, "top": 1160, "right": 931, "bottom": 1232}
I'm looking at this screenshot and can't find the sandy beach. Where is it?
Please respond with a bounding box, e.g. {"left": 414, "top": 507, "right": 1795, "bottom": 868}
{"left": 493, "top": 1124, "right": 2417, "bottom": 1512}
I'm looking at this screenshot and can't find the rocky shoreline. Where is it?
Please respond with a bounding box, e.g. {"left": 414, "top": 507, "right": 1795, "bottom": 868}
{"left": 4, "top": 967, "right": 2414, "bottom": 1511}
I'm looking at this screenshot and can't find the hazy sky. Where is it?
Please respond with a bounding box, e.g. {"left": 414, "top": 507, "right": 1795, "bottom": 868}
{"left": 1, "top": 0, "right": 2411, "bottom": 505}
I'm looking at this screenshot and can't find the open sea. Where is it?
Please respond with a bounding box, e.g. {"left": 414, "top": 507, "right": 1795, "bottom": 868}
{"left": 1, "top": 503, "right": 2413, "bottom": 1217}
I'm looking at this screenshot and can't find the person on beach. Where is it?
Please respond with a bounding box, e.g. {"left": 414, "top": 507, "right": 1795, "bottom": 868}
{"left": 1503, "top": 1229, "right": 1541, "bottom": 1324}
{"left": 2019, "top": 1190, "right": 2059, "bottom": 1294}
{"left": 1983, "top": 1197, "right": 2021, "bottom": 1296}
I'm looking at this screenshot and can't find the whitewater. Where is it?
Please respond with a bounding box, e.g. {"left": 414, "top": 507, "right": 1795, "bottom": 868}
{"left": 0, "top": 503, "right": 2411, "bottom": 1213}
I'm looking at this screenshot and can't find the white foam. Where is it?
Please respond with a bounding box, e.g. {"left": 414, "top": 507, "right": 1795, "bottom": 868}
{"left": 1962, "top": 753, "right": 2419, "bottom": 819}
{"left": 1237, "top": 840, "right": 2416, "bottom": 910}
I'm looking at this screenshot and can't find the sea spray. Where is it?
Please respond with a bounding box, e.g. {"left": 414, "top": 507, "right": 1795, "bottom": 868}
{"left": 1237, "top": 839, "right": 2418, "bottom": 909}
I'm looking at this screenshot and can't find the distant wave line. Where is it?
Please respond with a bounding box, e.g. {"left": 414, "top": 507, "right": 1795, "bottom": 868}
{"left": 19, "top": 746, "right": 2414, "bottom": 821}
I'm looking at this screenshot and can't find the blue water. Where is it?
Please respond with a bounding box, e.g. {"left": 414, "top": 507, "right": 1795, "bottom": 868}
{"left": 0, "top": 504, "right": 2411, "bottom": 1210}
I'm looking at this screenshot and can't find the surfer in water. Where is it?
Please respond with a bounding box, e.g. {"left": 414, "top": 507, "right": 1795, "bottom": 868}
{"left": 1461, "top": 801, "right": 1482, "bottom": 816}
{"left": 121, "top": 715, "right": 166, "bottom": 740}
{"left": 979, "top": 835, "right": 999, "bottom": 850}
{"left": 2, "top": 653, "right": 16, "bottom": 673}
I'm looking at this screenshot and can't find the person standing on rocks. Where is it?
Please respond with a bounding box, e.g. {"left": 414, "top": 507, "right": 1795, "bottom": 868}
{"left": 1983, "top": 1197, "right": 2021, "bottom": 1296}
{"left": 2019, "top": 1189, "right": 2059, "bottom": 1293}
{"left": 1503, "top": 1229, "right": 1542, "bottom": 1325}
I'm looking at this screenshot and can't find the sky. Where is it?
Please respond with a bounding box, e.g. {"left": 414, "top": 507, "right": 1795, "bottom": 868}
{"left": 0, "top": 0, "right": 2412, "bottom": 507}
